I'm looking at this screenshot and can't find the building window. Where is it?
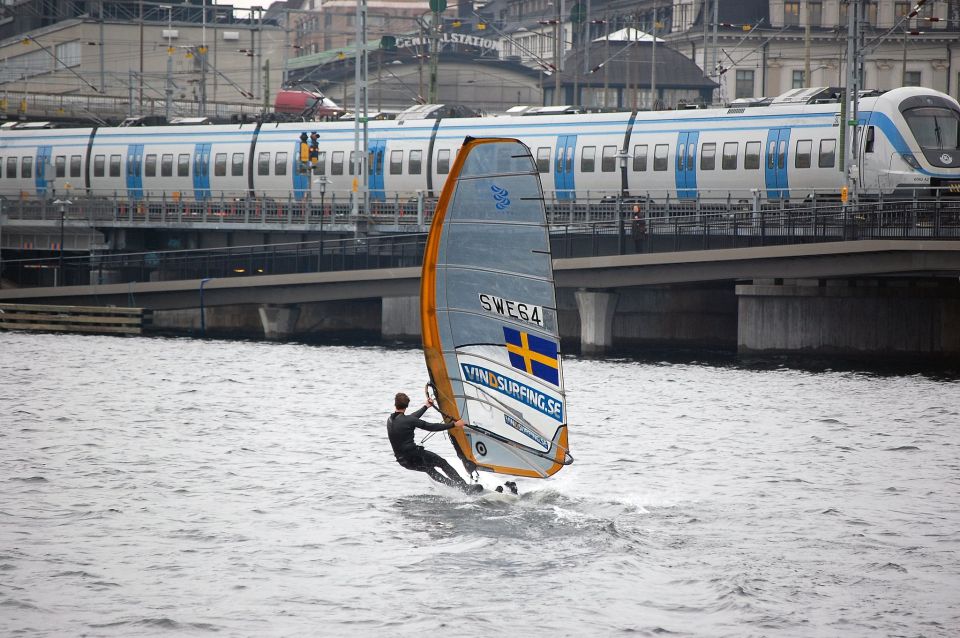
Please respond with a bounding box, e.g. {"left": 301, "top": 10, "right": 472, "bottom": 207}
{"left": 536, "top": 147, "right": 550, "bottom": 173}
{"left": 275, "top": 152, "right": 288, "bottom": 176}
{"left": 231, "top": 153, "right": 244, "bottom": 176}
{"left": 409, "top": 149, "right": 422, "bottom": 175}
{"left": 632, "top": 144, "right": 648, "bottom": 171}
{"left": 93, "top": 154, "right": 105, "bottom": 177}
{"left": 179, "top": 154, "right": 191, "bottom": 177}
{"left": 258, "top": 152, "right": 270, "bottom": 176}
{"left": 744, "top": 141, "right": 761, "bottom": 170}
{"left": 700, "top": 143, "right": 716, "bottom": 170}
{"left": 109, "top": 154, "right": 121, "bottom": 177}
{"left": 581, "top": 146, "right": 596, "bottom": 172}
{"left": 818, "top": 139, "right": 836, "bottom": 168}
{"left": 214, "top": 153, "right": 226, "bottom": 177}
{"left": 808, "top": 1, "right": 822, "bottom": 27}
{"left": 653, "top": 144, "right": 668, "bottom": 171}
{"left": 145, "top": 154, "right": 157, "bottom": 177}
{"left": 735, "top": 70, "right": 754, "bottom": 99}
{"left": 792, "top": 70, "right": 804, "bottom": 89}
{"left": 55, "top": 155, "right": 66, "bottom": 178}
{"left": 437, "top": 149, "right": 450, "bottom": 174}
{"left": 389, "top": 150, "right": 402, "bottom": 175}
{"left": 601, "top": 145, "right": 618, "bottom": 172}
{"left": 904, "top": 71, "right": 921, "bottom": 86}
{"left": 722, "top": 142, "right": 738, "bottom": 170}
{"left": 784, "top": 1, "right": 800, "bottom": 26}
{"left": 795, "top": 139, "right": 812, "bottom": 168}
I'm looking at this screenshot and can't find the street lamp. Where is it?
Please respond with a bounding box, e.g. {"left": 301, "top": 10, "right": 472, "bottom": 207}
{"left": 53, "top": 197, "right": 72, "bottom": 286}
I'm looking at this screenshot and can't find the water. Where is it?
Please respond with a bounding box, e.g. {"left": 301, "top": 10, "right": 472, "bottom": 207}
{"left": 1, "top": 332, "right": 959, "bottom": 637}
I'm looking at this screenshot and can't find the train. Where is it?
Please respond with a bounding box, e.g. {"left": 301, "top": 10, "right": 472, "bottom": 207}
{"left": 1, "top": 86, "right": 958, "bottom": 205}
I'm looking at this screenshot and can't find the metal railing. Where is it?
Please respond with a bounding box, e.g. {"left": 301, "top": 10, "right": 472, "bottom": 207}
{"left": 3, "top": 195, "right": 959, "bottom": 288}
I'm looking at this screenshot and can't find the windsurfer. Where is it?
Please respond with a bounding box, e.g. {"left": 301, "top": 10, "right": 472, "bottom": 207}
{"left": 387, "top": 392, "right": 480, "bottom": 492}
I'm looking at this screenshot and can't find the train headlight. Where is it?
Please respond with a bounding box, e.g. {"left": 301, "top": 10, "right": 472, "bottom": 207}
{"left": 901, "top": 153, "right": 921, "bottom": 170}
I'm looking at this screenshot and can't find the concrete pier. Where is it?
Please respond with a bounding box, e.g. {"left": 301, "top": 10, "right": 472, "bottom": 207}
{"left": 381, "top": 296, "right": 421, "bottom": 341}
{"left": 575, "top": 289, "right": 619, "bottom": 354}
{"left": 737, "top": 279, "right": 960, "bottom": 358}
{"left": 258, "top": 304, "right": 301, "bottom": 340}
{"left": 612, "top": 283, "right": 737, "bottom": 349}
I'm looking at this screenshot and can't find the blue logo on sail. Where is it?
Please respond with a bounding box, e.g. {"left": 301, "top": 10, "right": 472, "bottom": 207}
{"left": 491, "top": 184, "right": 510, "bottom": 210}
{"left": 503, "top": 327, "right": 559, "bottom": 386}
{"left": 461, "top": 363, "right": 563, "bottom": 422}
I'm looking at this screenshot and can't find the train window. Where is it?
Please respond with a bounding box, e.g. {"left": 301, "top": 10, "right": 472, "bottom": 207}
{"left": 409, "top": 149, "right": 423, "bottom": 175}
{"left": 778, "top": 140, "right": 787, "bottom": 169}
{"left": 653, "top": 144, "right": 668, "bottom": 171}
{"left": 818, "top": 139, "right": 836, "bottom": 168}
{"left": 161, "top": 154, "right": 174, "bottom": 177}
{"left": 331, "top": 151, "right": 344, "bottom": 175}
{"left": 744, "top": 142, "right": 761, "bottom": 169}
{"left": 795, "top": 140, "right": 812, "bottom": 168}
{"left": 601, "top": 145, "right": 618, "bottom": 172}
{"left": 581, "top": 146, "right": 596, "bottom": 172}
{"left": 145, "top": 154, "right": 157, "bottom": 177}
{"left": 389, "top": 150, "right": 403, "bottom": 174}
{"left": 766, "top": 141, "right": 776, "bottom": 169}
{"left": 93, "top": 155, "right": 105, "bottom": 177}
{"left": 632, "top": 145, "right": 648, "bottom": 171}
{"left": 109, "top": 154, "right": 121, "bottom": 177}
{"left": 722, "top": 142, "right": 738, "bottom": 170}
{"left": 677, "top": 143, "right": 686, "bottom": 171}
{"left": 22, "top": 157, "right": 32, "bottom": 179}
{"left": 536, "top": 147, "right": 550, "bottom": 173}
{"left": 556, "top": 147, "right": 564, "bottom": 173}
{"left": 349, "top": 151, "right": 358, "bottom": 175}
{"left": 374, "top": 148, "right": 384, "bottom": 174}
{"left": 700, "top": 143, "right": 716, "bottom": 170}
{"left": 55, "top": 155, "right": 66, "bottom": 178}
{"left": 864, "top": 126, "right": 875, "bottom": 153}
{"left": 230, "top": 153, "right": 243, "bottom": 177}
{"left": 70, "top": 155, "right": 81, "bottom": 178}
{"left": 6, "top": 157, "right": 15, "bottom": 178}
{"left": 275, "top": 152, "right": 288, "bottom": 176}
{"left": 316, "top": 151, "right": 326, "bottom": 175}
{"left": 258, "top": 152, "right": 270, "bottom": 176}
{"left": 437, "top": 149, "right": 450, "bottom": 175}
{"left": 178, "top": 154, "right": 190, "bottom": 177}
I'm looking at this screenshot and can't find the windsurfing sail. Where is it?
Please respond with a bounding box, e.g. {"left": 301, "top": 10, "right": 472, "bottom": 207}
{"left": 421, "top": 137, "right": 573, "bottom": 479}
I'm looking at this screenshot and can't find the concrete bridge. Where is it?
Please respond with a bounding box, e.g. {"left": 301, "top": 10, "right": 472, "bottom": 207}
{"left": 3, "top": 240, "right": 959, "bottom": 359}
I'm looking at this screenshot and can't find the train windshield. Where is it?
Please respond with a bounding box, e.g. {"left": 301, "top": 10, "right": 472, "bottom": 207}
{"left": 903, "top": 107, "right": 960, "bottom": 151}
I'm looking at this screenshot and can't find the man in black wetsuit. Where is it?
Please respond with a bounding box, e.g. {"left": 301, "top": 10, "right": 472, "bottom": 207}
{"left": 387, "top": 392, "right": 478, "bottom": 491}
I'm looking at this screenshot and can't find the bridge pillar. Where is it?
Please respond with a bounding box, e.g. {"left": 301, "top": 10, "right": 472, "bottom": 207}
{"left": 258, "top": 304, "right": 301, "bottom": 341}
{"left": 382, "top": 295, "right": 421, "bottom": 341}
{"left": 737, "top": 278, "right": 960, "bottom": 358}
{"left": 575, "top": 289, "right": 619, "bottom": 354}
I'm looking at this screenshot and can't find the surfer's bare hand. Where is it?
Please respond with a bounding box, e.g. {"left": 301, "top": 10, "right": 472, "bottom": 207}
{"left": 453, "top": 419, "right": 466, "bottom": 427}
{"left": 425, "top": 398, "right": 434, "bottom": 407}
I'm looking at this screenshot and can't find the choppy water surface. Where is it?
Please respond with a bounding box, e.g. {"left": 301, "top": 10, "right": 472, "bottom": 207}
{"left": 1, "top": 332, "right": 958, "bottom": 637}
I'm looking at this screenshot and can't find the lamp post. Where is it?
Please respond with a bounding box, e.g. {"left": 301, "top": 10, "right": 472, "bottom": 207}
{"left": 316, "top": 175, "right": 329, "bottom": 265}
{"left": 53, "top": 197, "right": 72, "bottom": 286}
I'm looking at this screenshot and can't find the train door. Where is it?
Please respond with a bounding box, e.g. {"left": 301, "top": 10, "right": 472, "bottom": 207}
{"left": 126, "top": 143, "right": 144, "bottom": 199}
{"left": 193, "top": 143, "right": 211, "bottom": 200}
{"left": 368, "top": 139, "right": 385, "bottom": 201}
{"left": 675, "top": 131, "right": 699, "bottom": 199}
{"left": 293, "top": 141, "right": 309, "bottom": 201}
{"left": 554, "top": 135, "right": 577, "bottom": 200}
{"left": 35, "top": 145, "right": 52, "bottom": 198}
{"left": 765, "top": 127, "right": 791, "bottom": 199}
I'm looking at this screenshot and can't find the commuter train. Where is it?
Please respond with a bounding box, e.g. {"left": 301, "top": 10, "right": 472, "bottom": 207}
{"left": 1, "top": 86, "right": 958, "bottom": 204}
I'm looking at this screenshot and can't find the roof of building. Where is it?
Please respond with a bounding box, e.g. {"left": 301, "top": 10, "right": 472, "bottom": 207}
{"left": 565, "top": 40, "right": 718, "bottom": 90}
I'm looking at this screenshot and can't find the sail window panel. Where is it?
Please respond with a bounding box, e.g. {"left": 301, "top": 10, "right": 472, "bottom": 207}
{"left": 536, "top": 147, "right": 550, "bottom": 174}
{"left": 55, "top": 155, "right": 66, "bottom": 178}
{"left": 93, "top": 154, "right": 105, "bottom": 177}
{"left": 440, "top": 223, "right": 552, "bottom": 280}
{"left": 162, "top": 154, "right": 174, "bottom": 177}
{"left": 601, "top": 145, "right": 618, "bottom": 172}
{"left": 460, "top": 141, "right": 535, "bottom": 177}
{"left": 580, "top": 146, "right": 595, "bottom": 172}
{"left": 449, "top": 173, "right": 546, "bottom": 223}
{"left": 145, "top": 154, "right": 157, "bottom": 177}
{"left": 437, "top": 149, "right": 451, "bottom": 174}
{"left": 441, "top": 267, "right": 559, "bottom": 334}
{"left": 446, "top": 311, "right": 559, "bottom": 361}
{"left": 214, "top": 153, "right": 226, "bottom": 176}
{"left": 275, "top": 152, "right": 288, "bottom": 176}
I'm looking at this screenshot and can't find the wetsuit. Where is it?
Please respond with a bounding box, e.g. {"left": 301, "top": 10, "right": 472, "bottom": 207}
{"left": 387, "top": 406, "right": 469, "bottom": 489}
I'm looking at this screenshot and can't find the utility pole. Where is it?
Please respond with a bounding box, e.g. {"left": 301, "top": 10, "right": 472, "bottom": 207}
{"left": 804, "top": 0, "right": 811, "bottom": 87}
{"left": 98, "top": 0, "right": 105, "bottom": 93}
{"left": 352, "top": 0, "right": 369, "bottom": 216}
{"left": 164, "top": 4, "right": 173, "bottom": 120}
{"left": 843, "top": 0, "right": 861, "bottom": 203}
{"left": 651, "top": 3, "right": 657, "bottom": 109}
{"left": 200, "top": 0, "right": 207, "bottom": 116}
{"left": 710, "top": 0, "right": 718, "bottom": 103}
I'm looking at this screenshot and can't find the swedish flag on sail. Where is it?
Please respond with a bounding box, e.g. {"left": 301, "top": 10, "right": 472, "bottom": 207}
{"left": 503, "top": 327, "right": 559, "bottom": 386}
